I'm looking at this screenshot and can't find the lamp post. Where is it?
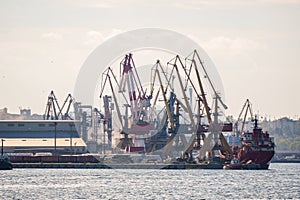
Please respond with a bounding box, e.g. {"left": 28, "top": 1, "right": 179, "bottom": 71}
{"left": 1, "top": 139, "right": 4, "bottom": 156}
{"left": 103, "top": 119, "right": 106, "bottom": 155}
{"left": 69, "top": 123, "right": 74, "bottom": 154}
{"left": 74, "top": 142, "right": 77, "bottom": 154}
{"left": 54, "top": 122, "right": 57, "bottom": 155}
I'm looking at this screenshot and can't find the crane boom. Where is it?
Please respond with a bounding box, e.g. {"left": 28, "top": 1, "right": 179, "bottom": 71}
{"left": 108, "top": 75, "right": 124, "bottom": 129}
{"left": 236, "top": 99, "right": 253, "bottom": 134}
{"left": 44, "top": 91, "right": 64, "bottom": 120}
{"left": 99, "top": 67, "right": 125, "bottom": 129}
{"left": 153, "top": 65, "right": 175, "bottom": 132}
{"left": 169, "top": 56, "right": 195, "bottom": 128}
{"left": 57, "top": 94, "right": 74, "bottom": 120}
{"left": 182, "top": 54, "right": 212, "bottom": 124}
{"left": 194, "top": 50, "right": 228, "bottom": 110}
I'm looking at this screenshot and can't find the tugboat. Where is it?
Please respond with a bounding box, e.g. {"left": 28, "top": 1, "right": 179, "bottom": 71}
{"left": 223, "top": 156, "right": 242, "bottom": 170}
{"left": 0, "top": 139, "right": 13, "bottom": 170}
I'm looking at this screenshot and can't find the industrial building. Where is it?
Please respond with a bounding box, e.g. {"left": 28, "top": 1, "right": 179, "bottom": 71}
{"left": 0, "top": 120, "right": 87, "bottom": 154}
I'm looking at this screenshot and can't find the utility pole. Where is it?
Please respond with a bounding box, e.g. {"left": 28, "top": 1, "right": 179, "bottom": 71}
{"left": 1, "top": 139, "right": 4, "bottom": 156}
{"left": 70, "top": 123, "right": 74, "bottom": 154}
{"left": 54, "top": 122, "right": 57, "bottom": 155}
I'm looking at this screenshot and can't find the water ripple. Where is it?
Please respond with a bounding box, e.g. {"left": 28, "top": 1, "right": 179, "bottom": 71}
{"left": 0, "top": 163, "right": 299, "bottom": 199}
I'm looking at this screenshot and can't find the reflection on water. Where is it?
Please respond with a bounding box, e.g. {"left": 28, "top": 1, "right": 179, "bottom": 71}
{"left": 0, "top": 163, "right": 299, "bottom": 199}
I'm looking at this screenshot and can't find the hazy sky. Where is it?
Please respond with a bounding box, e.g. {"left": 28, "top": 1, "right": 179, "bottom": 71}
{"left": 0, "top": 0, "right": 299, "bottom": 119}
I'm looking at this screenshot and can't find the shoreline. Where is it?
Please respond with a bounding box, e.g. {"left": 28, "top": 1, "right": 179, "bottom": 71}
{"left": 12, "top": 162, "right": 222, "bottom": 169}
{"left": 10, "top": 162, "right": 297, "bottom": 169}
{"left": 271, "top": 160, "right": 300, "bottom": 163}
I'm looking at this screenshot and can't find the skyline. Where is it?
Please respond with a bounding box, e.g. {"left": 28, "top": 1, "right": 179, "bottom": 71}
{"left": 0, "top": 0, "right": 299, "bottom": 119}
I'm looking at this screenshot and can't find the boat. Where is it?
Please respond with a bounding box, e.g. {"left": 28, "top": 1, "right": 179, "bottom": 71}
{"left": 237, "top": 116, "right": 275, "bottom": 169}
{"left": 228, "top": 100, "right": 275, "bottom": 170}
{"left": 0, "top": 155, "right": 13, "bottom": 170}
{"left": 0, "top": 139, "right": 13, "bottom": 170}
{"left": 223, "top": 156, "right": 242, "bottom": 170}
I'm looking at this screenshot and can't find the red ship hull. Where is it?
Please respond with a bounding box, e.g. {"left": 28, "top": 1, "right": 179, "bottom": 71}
{"left": 239, "top": 149, "right": 275, "bottom": 164}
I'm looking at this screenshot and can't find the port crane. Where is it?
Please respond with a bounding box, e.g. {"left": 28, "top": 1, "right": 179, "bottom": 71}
{"left": 58, "top": 93, "right": 74, "bottom": 120}
{"left": 145, "top": 53, "right": 206, "bottom": 159}
{"left": 118, "top": 54, "right": 155, "bottom": 150}
{"left": 188, "top": 50, "right": 228, "bottom": 123}
{"left": 167, "top": 50, "right": 232, "bottom": 161}
{"left": 44, "top": 91, "right": 61, "bottom": 120}
{"left": 188, "top": 50, "right": 232, "bottom": 160}
{"left": 167, "top": 55, "right": 196, "bottom": 129}
{"left": 163, "top": 53, "right": 213, "bottom": 160}
{"left": 235, "top": 99, "right": 254, "bottom": 135}
{"left": 100, "top": 67, "right": 125, "bottom": 129}
{"left": 144, "top": 60, "right": 176, "bottom": 153}
{"left": 147, "top": 60, "right": 191, "bottom": 154}
{"left": 119, "top": 53, "right": 152, "bottom": 124}
{"left": 153, "top": 55, "right": 199, "bottom": 158}
{"left": 149, "top": 61, "right": 177, "bottom": 133}
{"left": 97, "top": 51, "right": 232, "bottom": 160}
{"left": 44, "top": 91, "right": 75, "bottom": 120}
{"left": 99, "top": 54, "right": 158, "bottom": 152}
{"left": 100, "top": 67, "right": 130, "bottom": 151}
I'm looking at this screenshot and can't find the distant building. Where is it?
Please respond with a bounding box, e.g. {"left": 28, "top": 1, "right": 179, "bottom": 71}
{"left": 0, "top": 108, "right": 43, "bottom": 120}
{"left": 265, "top": 117, "right": 297, "bottom": 136}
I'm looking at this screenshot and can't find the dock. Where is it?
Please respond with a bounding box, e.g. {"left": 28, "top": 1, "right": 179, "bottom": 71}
{"left": 12, "top": 162, "right": 225, "bottom": 169}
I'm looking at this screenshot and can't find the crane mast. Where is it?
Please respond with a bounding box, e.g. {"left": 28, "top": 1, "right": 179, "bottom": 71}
{"left": 119, "top": 53, "right": 151, "bottom": 124}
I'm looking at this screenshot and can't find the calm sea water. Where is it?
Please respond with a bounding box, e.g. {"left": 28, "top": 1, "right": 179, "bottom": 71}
{"left": 0, "top": 163, "right": 299, "bottom": 199}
